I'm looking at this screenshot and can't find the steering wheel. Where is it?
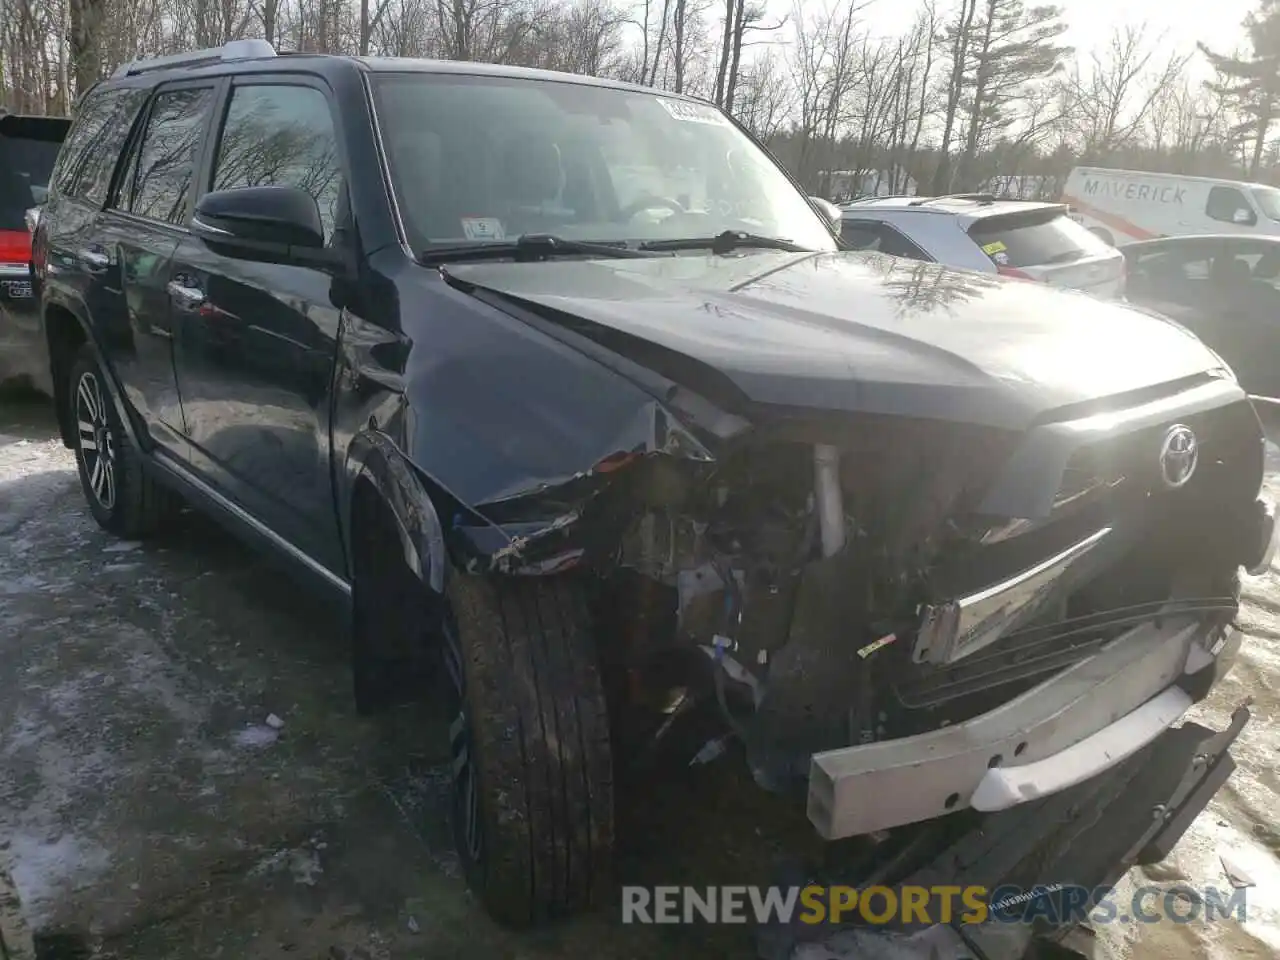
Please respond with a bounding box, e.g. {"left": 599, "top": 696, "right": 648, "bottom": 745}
{"left": 619, "top": 195, "right": 687, "bottom": 221}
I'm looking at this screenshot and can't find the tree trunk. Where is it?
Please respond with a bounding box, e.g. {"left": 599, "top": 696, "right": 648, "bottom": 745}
{"left": 68, "top": 0, "right": 107, "bottom": 98}
{"left": 931, "top": 0, "right": 977, "bottom": 194}
{"left": 958, "top": 0, "right": 996, "bottom": 189}
{"left": 725, "top": 0, "right": 745, "bottom": 115}
{"left": 714, "top": 0, "right": 733, "bottom": 104}
{"left": 1251, "top": 109, "right": 1271, "bottom": 178}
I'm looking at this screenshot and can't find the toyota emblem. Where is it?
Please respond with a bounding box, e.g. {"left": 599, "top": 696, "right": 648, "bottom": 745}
{"left": 1159, "top": 424, "right": 1198, "bottom": 489}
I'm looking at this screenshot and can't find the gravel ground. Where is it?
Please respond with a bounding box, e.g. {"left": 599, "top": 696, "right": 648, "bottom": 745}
{"left": 0, "top": 392, "right": 1277, "bottom": 959}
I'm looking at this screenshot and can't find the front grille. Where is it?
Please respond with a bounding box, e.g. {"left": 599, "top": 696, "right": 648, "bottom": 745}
{"left": 892, "top": 396, "right": 1258, "bottom": 725}
{"left": 1058, "top": 397, "right": 1262, "bottom": 512}
{"left": 929, "top": 398, "right": 1262, "bottom": 599}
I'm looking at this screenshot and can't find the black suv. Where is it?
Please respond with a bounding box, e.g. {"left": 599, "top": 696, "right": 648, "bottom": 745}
{"left": 33, "top": 41, "right": 1277, "bottom": 929}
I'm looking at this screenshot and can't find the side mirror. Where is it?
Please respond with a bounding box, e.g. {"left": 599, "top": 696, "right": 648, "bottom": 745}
{"left": 193, "top": 185, "right": 327, "bottom": 257}
{"left": 809, "top": 196, "right": 842, "bottom": 229}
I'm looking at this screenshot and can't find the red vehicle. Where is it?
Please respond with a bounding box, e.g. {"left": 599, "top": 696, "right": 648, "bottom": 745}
{"left": 1, "top": 110, "right": 70, "bottom": 394}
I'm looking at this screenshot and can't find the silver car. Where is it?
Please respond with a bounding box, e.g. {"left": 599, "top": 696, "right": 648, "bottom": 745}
{"left": 839, "top": 194, "right": 1127, "bottom": 298}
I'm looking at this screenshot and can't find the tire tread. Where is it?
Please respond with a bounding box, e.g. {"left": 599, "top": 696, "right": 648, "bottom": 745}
{"left": 450, "top": 573, "right": 613, "bottom": 925}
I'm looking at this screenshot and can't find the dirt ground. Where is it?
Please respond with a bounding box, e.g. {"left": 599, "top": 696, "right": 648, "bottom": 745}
{"left": 1, "top": 391, "right": 1277, "bottom": 960}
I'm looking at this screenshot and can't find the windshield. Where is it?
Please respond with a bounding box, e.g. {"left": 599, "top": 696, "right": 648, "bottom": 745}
{"left": 371, "top": 73, "right": 836, "bottom": 254}
{"left": 1251, "top": 186, "right": 1280, "bottom": 222}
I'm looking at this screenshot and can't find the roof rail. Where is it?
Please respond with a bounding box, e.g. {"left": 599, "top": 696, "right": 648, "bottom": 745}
{"left": 908, "top": 192, "right": 997, "bottom": 206}
{"left": 111, "top": 39, "right": 277, "bottom": 79}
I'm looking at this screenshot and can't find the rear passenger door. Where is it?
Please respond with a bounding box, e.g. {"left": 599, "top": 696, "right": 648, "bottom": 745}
{"left": 98, "top": 80, "right": 220, "bottom": 449}
{"left": 40, "top": 86, "right": 148, "bottom": 404}
{"left": 168, "top": 76, "right": 348, "bottom": 577}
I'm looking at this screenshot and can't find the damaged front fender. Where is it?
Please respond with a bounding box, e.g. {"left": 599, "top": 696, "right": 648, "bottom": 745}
{"left": 338, "top": 280, "right": 753, "bottom": 577}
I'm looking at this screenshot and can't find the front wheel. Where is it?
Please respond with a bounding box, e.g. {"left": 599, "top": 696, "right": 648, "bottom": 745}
{"left": 68, "top": 345, "right": 171, "bottom": 538}
{"left": 443, "top": 572, "right": 614, "bottom": 926}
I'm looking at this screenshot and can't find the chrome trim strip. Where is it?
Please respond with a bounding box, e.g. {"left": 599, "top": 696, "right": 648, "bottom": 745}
{"left": 0, "top": 263, "right": 30, "bottom": 277}
{"left": 191, "top": 215, "right": 231, "bottom": 236}
{"left": 154, "top": 449, "right": 351, "bottom": 596}
{"left": 914, "top": 526, "right": 1112, "bottom": 665}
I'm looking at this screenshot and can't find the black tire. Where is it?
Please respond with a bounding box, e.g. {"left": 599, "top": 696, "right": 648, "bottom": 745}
{"left": 68, "top": 345, "right": 170, "bottom": 539}
{"left": 442, "top": 572, "right": 614, "bottom": 926}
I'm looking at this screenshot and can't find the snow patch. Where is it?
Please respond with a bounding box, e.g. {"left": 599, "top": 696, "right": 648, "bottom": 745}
{"left": 234, "top": 725, "right": 279, "bottom": 749}
{"left": 7, "top": 833, "right": 112, "bottom": 927}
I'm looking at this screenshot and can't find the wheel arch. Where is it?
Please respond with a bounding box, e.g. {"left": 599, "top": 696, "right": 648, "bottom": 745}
{"left": 342, "top": 428, "right": 447, "bottom": 597}
{"left": 42, "top": 299, "right": 141, "bottom": 453}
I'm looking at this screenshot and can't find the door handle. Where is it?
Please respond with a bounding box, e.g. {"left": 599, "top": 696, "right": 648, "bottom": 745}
{"left": 77, "top": 247, "right": 111, "bottom": 271}
{"left": 167, "top": 279, "right": 206, "bottom": 308}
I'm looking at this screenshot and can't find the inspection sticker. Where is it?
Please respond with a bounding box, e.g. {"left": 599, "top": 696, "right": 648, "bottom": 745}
{"left": 980, "top": 240, "right": 1007, "bottom": 255}
{"left": 656, "top": 97, "right": 729, "bottom": 126}
{"left": 856, "top": 632, "right": 897, "bottom": 660}
{"left": 460, "top": 217, "right": 506, "bottom": 241}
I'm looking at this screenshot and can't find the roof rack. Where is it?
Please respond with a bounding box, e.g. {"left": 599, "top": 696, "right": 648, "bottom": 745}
{"left": 111, "top": 39, "right": 277, "bottom": 79}
{"left": 907, "top": 193, "right": 998, "bottom": 206}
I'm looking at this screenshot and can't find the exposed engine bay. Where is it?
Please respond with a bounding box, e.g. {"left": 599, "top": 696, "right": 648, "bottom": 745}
{"left": 587, "top": 398, "right": 1260, "bottom": 805}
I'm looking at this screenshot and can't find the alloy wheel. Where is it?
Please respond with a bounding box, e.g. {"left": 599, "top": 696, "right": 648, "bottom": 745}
{"left": 75, "top": 371, "right": 116, "bottom": 511}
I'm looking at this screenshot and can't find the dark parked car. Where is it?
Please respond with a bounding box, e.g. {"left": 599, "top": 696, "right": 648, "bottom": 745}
{"left": 0, "top": 109, "right": 70, "bottom": 393}
{"left": 33, "top": 42, "right": 1277, "bottom": 932}
{"left": 1123, "top": 234, "right": 1280, "bottom": 398}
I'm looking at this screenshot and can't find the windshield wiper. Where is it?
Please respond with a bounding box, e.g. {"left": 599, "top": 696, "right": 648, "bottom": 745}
{"left": 639, "top": 230, "right": 812, "bottom": 254}
{"left": 419, "top": 233, "right": 655, "bottom": 263}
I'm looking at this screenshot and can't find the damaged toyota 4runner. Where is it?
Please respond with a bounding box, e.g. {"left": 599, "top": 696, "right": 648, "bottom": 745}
{"left": 34, "top": 43, "right": 1277, "bottom": 927}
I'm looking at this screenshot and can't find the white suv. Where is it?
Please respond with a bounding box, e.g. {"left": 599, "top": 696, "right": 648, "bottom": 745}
{"left": 839, "top": 194, "right": 1127, "bottom": 299}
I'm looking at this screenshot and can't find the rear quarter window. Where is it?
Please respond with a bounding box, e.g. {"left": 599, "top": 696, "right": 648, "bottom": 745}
{"left": 967, "top": 210, "right": 1112, "bottom": 268}
{"left": 0, "top": 116, "right": 67, "bottom": 230}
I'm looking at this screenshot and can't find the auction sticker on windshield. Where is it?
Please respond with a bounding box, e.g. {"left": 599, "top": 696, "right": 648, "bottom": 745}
{"left": 656, "top": 98, "right": 728, "bottom": 126}
{"left": 460, "top": 217, "right": 506, "bottom": 241}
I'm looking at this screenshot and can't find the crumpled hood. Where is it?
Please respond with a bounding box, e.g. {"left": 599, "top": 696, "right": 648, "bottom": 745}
{"left": 443, "top": 251, "right": 1226, "bottom": 430}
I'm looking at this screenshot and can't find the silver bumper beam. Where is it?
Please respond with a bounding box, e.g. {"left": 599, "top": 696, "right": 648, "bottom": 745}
{"left": 808, "top": 613, "right": 1239, "bottom": 840}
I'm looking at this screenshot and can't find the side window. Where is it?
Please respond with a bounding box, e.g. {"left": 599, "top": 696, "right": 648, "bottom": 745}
{"left": 124, "top": 87, "right": 215, "bottom": 224}
{"left": 876, "top": 225, "right": 929, "bottom": 261}
{"left": 1206, "top": 186, "right": 1257, "bottom": 226}
{"left": 54, "top": 86, "right": 148, "bottom": 205}
{"left": 211, "top": 84, "right": 343, "bottom": 243}
{"left": 840, "top": 220, "right": 929, "bottom": 261}
{"left": 841, "top": 221, "right": 882, "bottom": 250}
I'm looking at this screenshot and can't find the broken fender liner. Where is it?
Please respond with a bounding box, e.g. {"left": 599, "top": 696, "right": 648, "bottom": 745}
{"left": 758, "top": 704, "right": 1249, "bottom": 960}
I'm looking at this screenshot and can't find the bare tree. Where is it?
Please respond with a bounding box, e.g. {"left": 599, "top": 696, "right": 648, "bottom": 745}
{"left": 1063, "top": 25, "right": 1191, "bottom": 157}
